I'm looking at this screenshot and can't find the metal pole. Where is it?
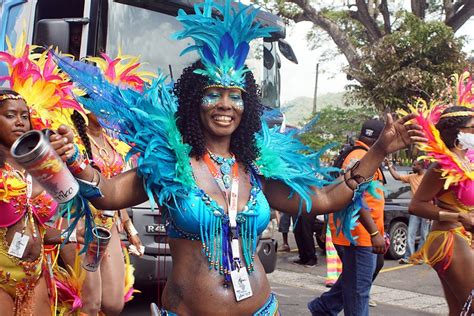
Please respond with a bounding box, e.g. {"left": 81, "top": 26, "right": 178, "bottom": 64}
{"left": 312, "top": 63, "right": 319, "bottom": 115}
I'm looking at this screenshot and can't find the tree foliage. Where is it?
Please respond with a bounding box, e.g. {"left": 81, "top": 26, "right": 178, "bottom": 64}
{"left": 299, "top": 105, "right": 379, "bottom": 152}
{"left": 254, "top": 0, "right": 473, "bottom": 111}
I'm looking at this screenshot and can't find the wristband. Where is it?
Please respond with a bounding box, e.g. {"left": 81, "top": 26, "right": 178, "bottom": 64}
{"left": 438, "top": 211, "right": 459, "bottom": 222}
{"left": 369, "top": 230, "right": 379, "bottom": 237}
{"left": 67, "top": 144, "right": 90, "bottom": 175}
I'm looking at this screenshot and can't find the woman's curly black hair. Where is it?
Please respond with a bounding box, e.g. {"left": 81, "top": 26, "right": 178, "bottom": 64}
{"left": 435, "top": 106, "right": 474, "bottom": 149}
{"left": 174, "top": 60, "right": 263, "bottom": 168}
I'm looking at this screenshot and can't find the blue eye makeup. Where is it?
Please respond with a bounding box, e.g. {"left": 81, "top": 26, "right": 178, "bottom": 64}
{"left": 201, "top": 90, "right": 244, "bottom": 111}
{"left": 202, "top": 95, "right": 220, "bottom": 109}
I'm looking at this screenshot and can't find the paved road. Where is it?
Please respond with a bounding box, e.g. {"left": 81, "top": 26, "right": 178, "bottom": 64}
{"left": 123, "top": 232, "right": 447, "bottom": 315}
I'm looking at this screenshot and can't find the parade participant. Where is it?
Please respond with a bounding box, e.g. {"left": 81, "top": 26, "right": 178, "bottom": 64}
{"left": 385, "top": 158, "right": 429, "bottom": 264}
{"left": 0, "top": 89, "right": 67, "bottom": 316}
{"left": 58, "top": 52, "right": 150, "bottom": 315}
{"left": 308, "top": 119, "right": 388, "bottom": 316}
{"left": 0, "top": 38, "right": 87, "bottom": 315}
{"left": 408, "top": 75, "right": 474, "bottom": 315}
{"left": 66, "top": 110, "right": 142, "bottom": 315}
{"left": 52, "top": 1, "right": 424, "bottom": 314}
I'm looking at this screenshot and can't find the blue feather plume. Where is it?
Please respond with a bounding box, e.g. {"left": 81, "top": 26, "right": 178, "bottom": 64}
{"left": 173, "top": 0, "right": 278, "bottom": 89}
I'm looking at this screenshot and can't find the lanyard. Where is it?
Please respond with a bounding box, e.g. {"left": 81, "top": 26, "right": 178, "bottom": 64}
{"left": 203, "top": 153, "right": 241, "bottom": 264}
{"left": 24, "top": 174, "right": 38, "bottom": 239}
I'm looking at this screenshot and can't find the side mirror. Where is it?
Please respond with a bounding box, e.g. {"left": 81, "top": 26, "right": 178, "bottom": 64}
{"left": 33, "top": 19, "right": 70, "bottom": 53}
{"left": 278, "top": 39, "right": 298, "bottom": 64}
{"left": 263, "top": 46, "right": 275, "bottom": 70}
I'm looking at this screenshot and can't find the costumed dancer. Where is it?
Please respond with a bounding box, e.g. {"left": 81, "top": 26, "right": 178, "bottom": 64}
{"left": 61, "top": 52, "right": 149, "bottom": 315}
{"left": 406, "top": 71, "right": 474, "bottom": 315}
{"left": 0, "top": 38, "right": 84, "bottom": 316}
{"left": 51, "top": 1, "right": 424, "bottom": 314}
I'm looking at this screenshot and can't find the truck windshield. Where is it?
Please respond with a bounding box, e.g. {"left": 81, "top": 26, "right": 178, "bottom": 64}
{"left": 106, "top": 1, "right": 279, "bottom": 107}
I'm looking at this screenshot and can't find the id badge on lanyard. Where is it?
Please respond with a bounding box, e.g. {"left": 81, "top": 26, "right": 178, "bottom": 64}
{"left": 228, "top": 174, "right": 253, "bottom": 301}
{"left": 8, "top": 175, "right": 33, "bottom": 258}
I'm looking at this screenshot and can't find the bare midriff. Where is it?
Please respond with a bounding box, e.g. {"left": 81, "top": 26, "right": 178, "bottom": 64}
{"left": 3, "top": 220, "right": 42, "bottom": 262}
{"left": 163, "top": 238, "right": 271, "bottom": 316}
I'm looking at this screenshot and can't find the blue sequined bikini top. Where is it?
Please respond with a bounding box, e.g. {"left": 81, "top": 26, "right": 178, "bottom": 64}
{"left": 166, "top": 171, "right": 270, "bottom": 240}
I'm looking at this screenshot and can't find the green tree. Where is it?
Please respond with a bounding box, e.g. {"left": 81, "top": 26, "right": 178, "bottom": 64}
{"left": 299, "top": 105, "right": 378, "bottom": 152}
{"left": 254, "top": 0, "right": 473, "bottom": 111}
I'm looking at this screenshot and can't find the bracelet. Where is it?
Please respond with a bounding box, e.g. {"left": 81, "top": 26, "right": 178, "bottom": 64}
{"left": 343, "top": 161, "right": 375, "bottom": 191}
{"left": 66, "top": 144, "right": 80, "bottom": 165}
{"left": 438, "top": 211, "right": 459, "bottom": 222}
{"left": 67, "top": 144, "right": 90, "bottom": 175}
{"left": 125, "top": 220, "right": 138, "bottom": 237}
{"left": 369, "top": 230, "right": 379, "bottom": 237}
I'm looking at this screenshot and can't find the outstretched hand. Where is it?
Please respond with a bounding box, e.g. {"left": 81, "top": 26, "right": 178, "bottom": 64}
{"left": 375, "top": 113, "right": 427, "bottom": 155}
{"left": 50, "top": 124, "right": 76, "bottom": 162}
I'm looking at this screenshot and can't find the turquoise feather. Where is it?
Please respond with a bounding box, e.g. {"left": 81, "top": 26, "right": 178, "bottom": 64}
{"left": 332, "top": 180, "right": 384, "bottom": 245}
{"left": 254, "top": 121, "right": 338, "bottom": 215}
{"left": 173, "top": 0, "right": 277, "bottom": 89}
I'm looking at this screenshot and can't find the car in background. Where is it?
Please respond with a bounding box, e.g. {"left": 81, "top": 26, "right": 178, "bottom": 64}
{"left": 312, "top": 167, "right": 417, "bottom": 260}
{"left": 126, "top": 201, "right": 278, "bottom": 288}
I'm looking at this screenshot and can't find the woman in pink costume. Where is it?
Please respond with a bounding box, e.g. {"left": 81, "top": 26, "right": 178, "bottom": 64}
{"left": 409, "top": 72, "right": 474, "bottom": 315}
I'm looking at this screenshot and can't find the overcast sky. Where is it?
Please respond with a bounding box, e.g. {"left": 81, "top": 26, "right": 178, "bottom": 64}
{"left": 280, "top": 18, "right": 474, "bottom": 103}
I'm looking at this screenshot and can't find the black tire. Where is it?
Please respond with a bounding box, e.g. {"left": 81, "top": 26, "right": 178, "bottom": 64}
{"left": 387, "top": 221, "right": 408, "bottom": 259}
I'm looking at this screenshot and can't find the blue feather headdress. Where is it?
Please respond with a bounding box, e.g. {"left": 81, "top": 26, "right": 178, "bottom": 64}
{"left": 173, "top": 0, "right": 277, "bottom": 90}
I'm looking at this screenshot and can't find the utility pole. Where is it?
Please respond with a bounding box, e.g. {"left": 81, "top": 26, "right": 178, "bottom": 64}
{"left": 312, "top": 62, "right": 319, "bottom": 115}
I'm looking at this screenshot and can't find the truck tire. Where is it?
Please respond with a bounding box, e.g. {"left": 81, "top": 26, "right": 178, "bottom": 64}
{"left": 387, "top": 221, "right": 408, "bottom": 259}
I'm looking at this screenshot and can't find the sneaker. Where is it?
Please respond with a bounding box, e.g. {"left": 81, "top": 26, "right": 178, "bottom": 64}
{"left": 293, "top": 258, "right": 308, "bottom": 265}
{"left": 413, "top": 258, "right": 424, "bottom": 265}
{"left": 369, "top": 299, "right": 377, "bottom": 307}
{"left": 304, "top": 258, "right": 318, "bottom": 267}
{"left": 278, "top": 244, "right": 291, "bottom": 252}
{"left": 398, "top": 258, "right": 410, "bottom": 264}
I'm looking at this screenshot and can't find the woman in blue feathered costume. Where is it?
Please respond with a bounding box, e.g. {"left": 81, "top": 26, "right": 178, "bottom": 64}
{"left": 51, "top": 1, "right": 426, "bottom": 315}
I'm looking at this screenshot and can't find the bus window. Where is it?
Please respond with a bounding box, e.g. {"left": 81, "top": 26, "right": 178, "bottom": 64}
{"left": 106, "top": 1, "right": 197, "bottom": 80}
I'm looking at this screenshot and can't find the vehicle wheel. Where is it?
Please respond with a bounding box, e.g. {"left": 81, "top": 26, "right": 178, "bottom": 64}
{"left": 387, "top": 221, "right": 408, "bottom": 259}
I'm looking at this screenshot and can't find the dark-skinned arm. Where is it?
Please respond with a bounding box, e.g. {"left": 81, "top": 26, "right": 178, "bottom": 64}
{"left": 263, "top": 113, "right": 425, "bottom": 216}
{"left": 358, "top": 209, "right": 385, "bottom": 254}
{"left": 43, "top": 227, "right": 63, "bottom": 245}
{"left": 384, "top": 159, "right": 402, "bottom": 180}
{"left": 50, "top": 125, "right": 149, "bottom": 210}
{"left": 410, "top": 164, "right": 473, "bottom": 230}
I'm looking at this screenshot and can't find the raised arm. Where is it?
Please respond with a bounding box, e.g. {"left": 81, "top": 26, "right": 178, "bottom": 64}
{"left": 52, "top": 125, "right": 149, "bottom": 210}
{"left": 264, "top": 113, "right": 425, "bottom": 216}
{"left": 384, "top": 159, "right": 402, "bottom": 180}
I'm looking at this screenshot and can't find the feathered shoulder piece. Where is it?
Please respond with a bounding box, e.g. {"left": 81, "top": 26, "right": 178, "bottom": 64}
{"left": 52, "top": 53, "right": 194, "bottom": 208}
{"left": 85, "top": 50, "right": 156, "bottom": 92}
{"left": 0, "top": 34, "right": 83, "bottom": 129}
{"left": 173, "top": 0, "right": 276, "bottom": 90}
{"left": 254, "top": 122, "right": 337, "bottom": 214}
{"left": 399, "top": 72, "right": 474, "bottom": 189}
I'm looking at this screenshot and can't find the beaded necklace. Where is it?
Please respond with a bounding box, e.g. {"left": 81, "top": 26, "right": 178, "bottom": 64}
{"left": 207, "top": 150, "right": 236, "bottom": 189}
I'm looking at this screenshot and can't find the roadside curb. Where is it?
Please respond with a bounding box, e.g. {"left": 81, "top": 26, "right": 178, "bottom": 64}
{"left": 267, "top": 269, "right": 448, "bottom": 315}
